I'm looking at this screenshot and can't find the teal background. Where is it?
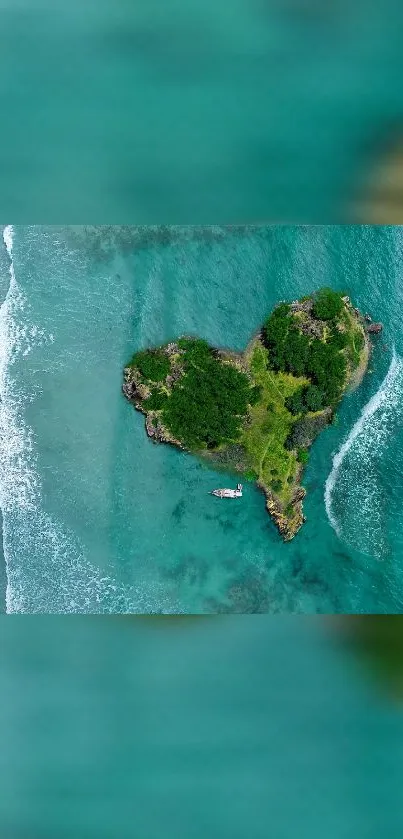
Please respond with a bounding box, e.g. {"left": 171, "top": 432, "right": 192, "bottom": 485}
{"left": 1, "top": 225, "right": 402, "bottom": 613}
{"left": 1, "top": 618, "right": 403, "bottom": 839}
{"left": 2, "top": 1, "right": 403, "bottom": 221}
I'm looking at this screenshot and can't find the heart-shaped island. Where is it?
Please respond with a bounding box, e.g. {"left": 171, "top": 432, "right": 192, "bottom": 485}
{"left": 123, "top": 288, "right": 378, "bottom": 540}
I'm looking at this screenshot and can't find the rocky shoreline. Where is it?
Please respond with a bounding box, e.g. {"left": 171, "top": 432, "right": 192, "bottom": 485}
{"left": 345, "top": 298, "right": 383, "bottom": 392}
{"left": 122, "top": 366, "right": 184, "bottom": 449}
{"left": 259, "top": 469, "right": 306, "bottom": 542}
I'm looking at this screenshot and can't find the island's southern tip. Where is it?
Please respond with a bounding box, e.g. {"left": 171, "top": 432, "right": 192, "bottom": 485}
{"left": 123, "top": 287, "right": 379, "bottom": 542}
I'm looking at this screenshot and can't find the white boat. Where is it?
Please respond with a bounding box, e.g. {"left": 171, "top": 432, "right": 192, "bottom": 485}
{"left": 211, "top": 483, "right": 243, "bottom": 499}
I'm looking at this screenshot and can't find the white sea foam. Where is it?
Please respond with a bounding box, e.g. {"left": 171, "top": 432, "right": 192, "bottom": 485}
{"left": 0, "top": 227, "right": 41, "bottom": 512}
{"left": 6, "top": 505, "right": 173, "bottom": 614}
{"left": 1, "top": 226, "right": 42, "bottom": 610}
{"left": 3, "top": 224, "right": 14, "bottom": 260}
{"left": 0, "top": 226, "right": 176, "bottom": 612}
{"left": 325, "top": 351, "right": 403, "bottom": 557}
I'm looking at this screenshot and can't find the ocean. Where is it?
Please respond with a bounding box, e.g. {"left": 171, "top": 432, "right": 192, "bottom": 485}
{"left": 1, "top": 618, "right": 403, "bottom": 839}
{"left": 3, "top": 1, "right": 403, "bottom": 223}
{"left": 1, "top": 224, "right": 403, "bottom": 614}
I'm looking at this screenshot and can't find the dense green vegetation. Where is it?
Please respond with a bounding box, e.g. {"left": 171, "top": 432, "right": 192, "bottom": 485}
{"left": 329, "top": 323, "right": 349, "bottom": 350}
{"left": 263, "top": 290, "right": 350, "bottom": 407}
{"left": 130, "top": 349, "right": 171, "bottom": 382}
{"left": 143, "top": 388, "right": 168, "bottom": 411}
{"left": 285, "top": 383, "right": 324, "bottom": 415}
{"left": 312, "top": 287, "right": 344, "bottom": 320}
{"left": 263, "top": 303, "right": 310, "bottom": 376}
{"left": 161, "top": 340, "right": 253, "bottom": 450}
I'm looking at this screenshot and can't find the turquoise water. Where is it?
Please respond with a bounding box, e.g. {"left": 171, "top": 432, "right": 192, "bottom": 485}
{"left": 2, "top": 618, "right": 403, "bottom": 839}
{"left": 3, "top": 2, "right": 403, "bottom": 221}
{"left": 1, "top": 224, "right": 403, "bottom": 613}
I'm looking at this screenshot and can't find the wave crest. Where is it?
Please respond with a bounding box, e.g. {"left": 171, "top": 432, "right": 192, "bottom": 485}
{"left": 325, "top": 351, "right": 403, "bottom": 558}
{"left": 1, "top": 226, "right": 174, "bottom": 613}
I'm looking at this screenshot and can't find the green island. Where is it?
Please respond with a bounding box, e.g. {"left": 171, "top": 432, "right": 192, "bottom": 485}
{"left": 123, "top": 288, "right": 374, "bottom": 541}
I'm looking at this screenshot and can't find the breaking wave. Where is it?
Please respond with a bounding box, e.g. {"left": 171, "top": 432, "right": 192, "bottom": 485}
{"left": 0, "top": 226, "right": 175, "bottom": 612}
{"left": 325, "top": 351, "right": 403, "bottom": 558}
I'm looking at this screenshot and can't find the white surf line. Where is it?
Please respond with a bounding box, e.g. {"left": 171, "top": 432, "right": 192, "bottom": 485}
{"left": 0, "top": 225, "right": 16, "bottom": 611}
{"left": 0, "top": 228, "right": 180, "bottom": 613}
{"left": 0, "top": 226, "right": 66, "bottom": 612}
{"left": 325, "top": 350, "right": 403, "bottom": 536}
{"left": 0, "top": 225, "right": 39, "bottom": 611}
{"left": 0, "top": 228, "right": 174, "bottom": 613}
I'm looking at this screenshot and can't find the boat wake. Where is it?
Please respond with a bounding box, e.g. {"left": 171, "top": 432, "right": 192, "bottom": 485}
{"left": 325, "top": 351, "right": 403, "bottom": 558}
{"left": 0, "top": 226, "right": 175, "bottom": 613}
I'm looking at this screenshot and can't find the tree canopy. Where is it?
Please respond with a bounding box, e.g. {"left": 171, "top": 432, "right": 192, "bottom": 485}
{"left": 161, "top": 340, "right": 253, "bottom": 449}
{"left": 263, "top": 294, "right": 349, "bottom": 407}
{"left": 312, "top": 288, "right": 344, "bottom": 321}
{"left": 130, "top": 349, "right": 171, "bottom": 382}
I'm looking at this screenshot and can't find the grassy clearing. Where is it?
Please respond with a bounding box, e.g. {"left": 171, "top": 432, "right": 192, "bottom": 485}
{"left": 342, "top": 308, "right": 366, "bottom": 371}
{"left": 241, "top": 341, "right": 309, "bottom": 503}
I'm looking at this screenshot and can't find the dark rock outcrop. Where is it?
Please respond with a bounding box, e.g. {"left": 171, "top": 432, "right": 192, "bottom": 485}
{"left": 261, "top": 484, "right": 306, "bottom": 542}
{"left": 366, "top": 322, "right": 383, "bottom": 334}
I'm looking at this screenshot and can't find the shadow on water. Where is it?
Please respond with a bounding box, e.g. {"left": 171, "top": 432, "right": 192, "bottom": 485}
{"left": 64, "top": 225, "right": 253, "bottom": 259}
{"left": 204, "top": 566, "right": 274, "bottom": 614}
